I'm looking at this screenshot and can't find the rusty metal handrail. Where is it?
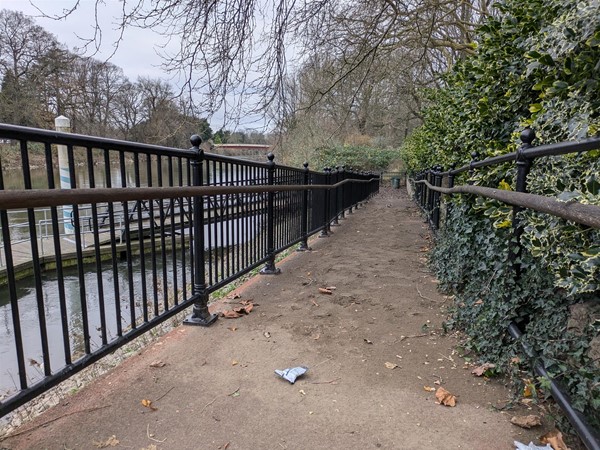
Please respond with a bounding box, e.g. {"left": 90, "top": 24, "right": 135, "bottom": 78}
{"left": 0, "top": 179, "right": 377, "bottom": 211}
{"left": 414, "top": 180, "right": 600, "bottom": 229}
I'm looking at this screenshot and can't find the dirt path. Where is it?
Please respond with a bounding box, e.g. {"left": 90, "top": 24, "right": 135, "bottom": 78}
{"left": 1, "top": 188, "right": 550, "bottom": 450}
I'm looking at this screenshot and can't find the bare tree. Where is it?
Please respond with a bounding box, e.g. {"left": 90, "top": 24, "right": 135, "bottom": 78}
{"left": 33, "top": 0, "right": 493, "bottom": 125}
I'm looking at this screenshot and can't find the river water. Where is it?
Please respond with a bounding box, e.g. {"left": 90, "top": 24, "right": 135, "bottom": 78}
{"left": 0, "top": 163, "right": 260, "bottom": 399}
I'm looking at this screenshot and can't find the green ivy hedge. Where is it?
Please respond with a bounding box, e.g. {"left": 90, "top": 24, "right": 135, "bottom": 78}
{"left": 402, "top": 0, "right": 600, "bottom": 431}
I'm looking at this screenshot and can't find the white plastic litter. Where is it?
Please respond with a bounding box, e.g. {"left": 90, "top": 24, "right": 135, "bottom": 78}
{"left": 275, "top": 366, "right": 308, "bottom": 384}
{"left": 514, "top": 441, "right": 553, "bottom": 450}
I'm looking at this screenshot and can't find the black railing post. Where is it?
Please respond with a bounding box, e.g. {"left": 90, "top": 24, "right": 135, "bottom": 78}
{"left": 347, "top": 168, "right": 354, "bottom": 214}
{"left": 297, "top": 162, "right": 311, "bottom": 251}
{"left": 332, "top": 167, "right": 340, "bottom": 226}
{"left": 339, "top": 166, "right": 346, "bottom": 219}
{"left": 260, "top": 153, "right": 281, "bottom": 274}
{"left": 184, "top": 135, "right": 217, "bottom": 327}
{"left": 432, "top": 165, "right": 442, "bottom": 230}
{"left": 448, "top": 164, "right": 456, "bottom": 189}
{"left": 511, "top": 128, "right": 535, "bottom": 276}
{"left": 319, "top": 167, "right": 331, "bottom": 237}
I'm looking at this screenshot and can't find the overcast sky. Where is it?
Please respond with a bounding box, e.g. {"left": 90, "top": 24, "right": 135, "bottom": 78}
{"left": 0, "top": 0, "right": 264, "bottom": 130}
{"left": 1, "top": 0, "right": 172, "bottom": 81}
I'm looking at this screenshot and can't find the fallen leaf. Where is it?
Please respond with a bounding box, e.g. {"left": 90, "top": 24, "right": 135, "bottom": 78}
{"left": 232, "top": 360, "right": 239, "bottom": 366}
{"left": 523, "top": 381, "right": 534, "bottom": 398}
{"left": 149, "top": 360, "right": 166, "bottom": 368}
{"left": 228, "top": 326, "right": 238, "bottom": 331}
{"left": 93, "top": 435, "right": 120, "bottom": 448}
{"left": 313, "top": 334, "right": 320, "bottom": 340}
{"left": 221, "top": 301, "right": 255, "bottom": 318}
{"left": 435, "top": 387, "right": 457, "bottom": 407}
{"left": 384, "top": 362, "right": 398, "bottom": 370}
{"left": 364, "top": 338, "right": 373, "bottom": 345}
{"left": 318, "top": 288, "right": 333, "bottom": 295}
{"left": 227, "top": 293, "right": 241, "bottom": 299}
{"left": 511, "top": 356, "right": 521, "bottom": 364}
{"left": 474, "top": 299, "right": 484, "bottom": 305}
{"left": 141, "top": 399, "right": 158, "bottom": 411}
{"left": 471, "top": 363, "right": 496, "bottom": 377}
{"left": 423, "top": 386, "right": 436, "bottom": 392}
{"left": 510, "top": 415, "right": 542, "bottom": 429}
{"left": 540, "top": 429, "right": 570, "bottom": 450}
{"left": 228, "top": 387, "right": 240, "bottom": 397}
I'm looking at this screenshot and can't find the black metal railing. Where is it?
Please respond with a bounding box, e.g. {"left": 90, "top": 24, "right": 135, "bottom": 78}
{"left": 0, "top": 123, "right": 379, "bottom": 417}
{"left": 409, "top": 128, "right": 600, "bottom": 450}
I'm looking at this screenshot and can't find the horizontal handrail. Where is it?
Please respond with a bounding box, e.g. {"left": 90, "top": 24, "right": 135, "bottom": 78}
{"left": 448, "top": 135, "right": 600, "bottom": 175}
{"left": 0, "top": 179, "right": 377, "bottom": 210}
{"left": 414, "top": 180, "right": 600, "bottom": 228}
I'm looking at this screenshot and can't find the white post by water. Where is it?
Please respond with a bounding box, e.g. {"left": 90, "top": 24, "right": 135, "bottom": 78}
{"left": 55, "top": 116, "right": 74, "bottom": 234}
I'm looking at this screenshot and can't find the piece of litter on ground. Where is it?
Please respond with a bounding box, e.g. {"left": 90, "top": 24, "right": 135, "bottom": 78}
{"left": 275, "top": 366, "right": 308, "bottom": 384}
{"left": 514, "top": 441, "right": 552, "bottom": 450}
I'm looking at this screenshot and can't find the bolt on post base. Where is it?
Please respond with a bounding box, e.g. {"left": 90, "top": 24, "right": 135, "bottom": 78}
{"left": 183, "top": 301, "right": 218, "bottom": 327}
{"left": 260, "top": 260, "right": 281, "bottom": 275}
{"left": 296, "top": 241, "right": 312, "bottom": 252}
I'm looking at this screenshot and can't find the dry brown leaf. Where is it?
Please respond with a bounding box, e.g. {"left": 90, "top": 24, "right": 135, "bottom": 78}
{"left": 511, "top": 356, "right": 521, "bottom": 364}
{"left": 228, "top": 326, "right": 238, "bottom": 331}
{"left": 435, "top": 387, "right": 457, "bottom": 407}
{"left": 474, "top": 299, "right": 484, "bottom": 305}
{"left": 384, "top": 362, "right": 398, "bottom": 370}
{"left": 221, "top": 301, "right": 255, "bottom": 318}
{"left": 232, "top": 360, "right": 239, "bottom": 366}
{"left": 93, "top": 435, "right": 120, "bottom": 448}
{"left": 540, "top": 429, "right": 570, "bottom": 450}
{"left": 318, "top": 288, "right": 333, "bottom": 295}
{"left": 227, "top": 293, "right": 241, "bottom": 300}
{"left": 423, "top": 386, "right": 436, "bottom": 392}
{"left": 149, "top": 360, "right": 166, "bottom": 368}
{"left": 471, "top": 363, "right": 496, "bottom": 377}
{"left": 141, "top": 399, "right": 158, "bottom": 411}
{"left": 510, "top": 415, "right": 542, "bottom": 429}
{"left": 364, "top": 338, "right": 373, "bottom": 345}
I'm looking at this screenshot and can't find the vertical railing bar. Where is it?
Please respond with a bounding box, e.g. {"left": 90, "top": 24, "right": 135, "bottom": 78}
{"left": 147, "top": 155, "right": 159, "bottom": 316}
{"left": 119, "top": 150, "right": 136, "bottom": 330}
{"left": 67, "top": 143, "right": 90, "bottom": 355}
{"left": 86, "top": 146, "right": 108, "bottom": 345}
{"left": 168, "top": 155, "right": 178, "bottom": 309}
{"left": 177, "top": 157, "right": 186, "bottom": 303}
{"left": 156, "top": 155, "right": 169, "bottom": 311}
{"left": 225, "top": 162, "right": 231, "bottom": 279}
{"left": 207, "top": 160, "right": 215, "bottom": 287}
{"left": 43, "top": 141, "right": 72, "bottom": 364}
{"left": 133, "top": 153, "right": 148, "bottom": 323}
{"left": 103, "top": 149, "right": 122, "bottom": 337}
